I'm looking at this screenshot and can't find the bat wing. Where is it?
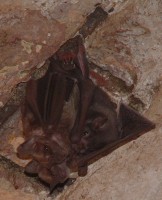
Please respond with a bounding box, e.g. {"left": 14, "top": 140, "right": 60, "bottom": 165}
{"left": 25, "top": 63, "right": 77, "bottom": 131}
{"left": 118, "top": 103, "right": 155, "bottom": 138}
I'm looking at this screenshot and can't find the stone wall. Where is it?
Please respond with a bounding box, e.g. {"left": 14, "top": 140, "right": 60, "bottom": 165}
{"left": 0, "top": 0, "right": 162, "bottom": 199}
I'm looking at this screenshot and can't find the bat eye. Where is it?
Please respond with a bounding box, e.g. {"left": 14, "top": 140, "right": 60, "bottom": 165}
{"left": 44, "top": 146, "right": 51, "bottom": 154}
{"left": 83, "top": 131, "right": 90, "bottom": 137}
{"left": 45, "top": 146, "right": 48, "bottom": 151}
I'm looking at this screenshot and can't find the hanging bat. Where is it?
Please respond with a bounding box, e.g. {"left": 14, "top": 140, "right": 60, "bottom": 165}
{"left": 17, "top": 36, "right": 155, "bottom": 192}
{"left": 67, "top": 85, "right": 155, "bottom": 176}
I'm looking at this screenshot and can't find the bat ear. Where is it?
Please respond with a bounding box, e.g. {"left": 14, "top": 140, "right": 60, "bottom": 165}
{"left": 25, "top": 160, "right": 40, "bottom": 174}
{"left": 92, "top": 116, "right": 107, "bottom": 130}
{"left": 17, "top": 138, "right": 35, "bottom": 159}
{"left": 117, "top": 103, "right": 155, "bottom": 138}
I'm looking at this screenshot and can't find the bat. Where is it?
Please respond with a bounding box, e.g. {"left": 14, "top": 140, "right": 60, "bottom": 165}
{"left": 67, "top": 86, "right": 155, "bottom": 176}
{"left": 17, "top": 35, "right": 94, "bottom": 190}
{"left": 17, "top": 36, "right": 155, "bottom": 192}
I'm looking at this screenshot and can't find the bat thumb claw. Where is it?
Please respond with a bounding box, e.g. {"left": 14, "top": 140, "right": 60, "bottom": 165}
{"left": 49, "top": 183, "right": 57, "bottom": 195}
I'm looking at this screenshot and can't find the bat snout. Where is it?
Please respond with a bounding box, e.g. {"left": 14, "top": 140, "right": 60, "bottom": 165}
{"left": 70, "top": 134, "right": 81, "bottom": 144}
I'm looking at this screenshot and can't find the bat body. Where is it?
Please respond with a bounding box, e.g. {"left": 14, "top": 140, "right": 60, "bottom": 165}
{"left": 17, "top": 36, "right": 155, "bottom": 191}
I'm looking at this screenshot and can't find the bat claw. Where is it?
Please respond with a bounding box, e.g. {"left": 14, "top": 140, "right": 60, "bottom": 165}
{"left": 49, "top": 183, "right": 57, "bottom": 195}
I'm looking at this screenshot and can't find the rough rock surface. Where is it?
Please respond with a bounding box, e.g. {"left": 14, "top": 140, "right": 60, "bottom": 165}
{"left": 86, "top": 0, "right": 162, "bottom": 109}
{"left": 0, "top": 0, "right": 108, "bottom": 105}
{"left": 0, "top": 0, "right": 162, "bottom": 199}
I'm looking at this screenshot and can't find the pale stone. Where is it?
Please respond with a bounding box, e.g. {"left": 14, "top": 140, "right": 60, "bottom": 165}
{"left": 35, "top": 45, "right": 42, "bottom": 53}
{"left": 0, "top": 0, "right": 104, "bottom": 105}
{"left": 0, "top": 0, "right": 162, "bottom": 199}
{"left": 86, "top": 0, "right": 162, "bottom": 109}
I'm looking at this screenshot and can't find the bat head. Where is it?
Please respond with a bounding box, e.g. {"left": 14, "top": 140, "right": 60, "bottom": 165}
{"left": 17, "top": 136, "right": 71, "bottom": 190}
{"left": 55, "top": 35, "right": 89, "bottom": 78}
{"left": 78, "top": 111, "right": 118, "bottom": 153}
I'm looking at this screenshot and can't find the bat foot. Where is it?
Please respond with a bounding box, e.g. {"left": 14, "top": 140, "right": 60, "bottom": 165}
{"left": 78, "top": 164, "right": 88, "bottom": 176}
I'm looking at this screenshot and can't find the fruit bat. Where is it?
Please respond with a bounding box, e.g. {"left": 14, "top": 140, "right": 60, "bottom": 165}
{"left": 17, "top": 36, "right": 155, "bottom": 192}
